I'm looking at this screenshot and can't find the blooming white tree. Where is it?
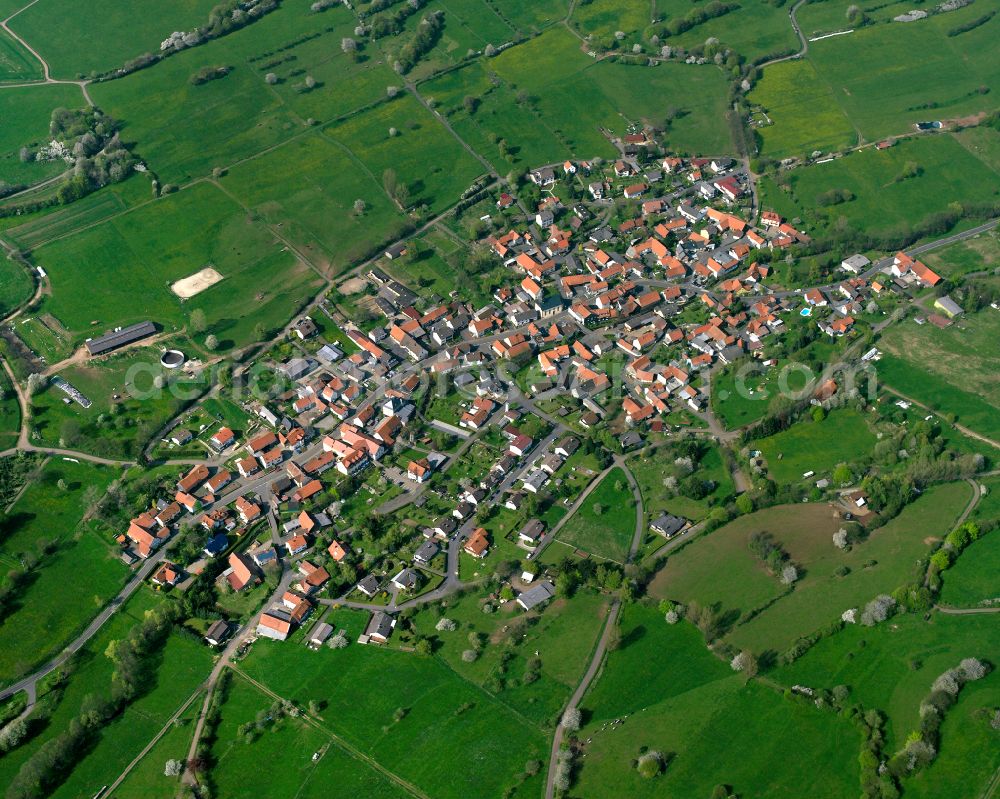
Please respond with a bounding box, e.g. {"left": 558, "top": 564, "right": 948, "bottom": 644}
{"left": 780, "top": 565, "right": 799, "bottom": 585}
{"left": 164, "top": 759, "right": 184, "bottom": 777}
{"left": 958, "top": 658, "right": 988, "bottom": 681}
{"left": 435, "top": 617, "right": 456, "bottom": 632}
{"left": 932, "top": 670, "right": 961, "bottom": 696}
{"left": 832, "top": 528, "right": 849, "bottom": 549}
{"left": 860, "top": 595, "right": 896, "bottom": 626}
{"left": 561, "top": 707, "right": 582, "bottom": 732}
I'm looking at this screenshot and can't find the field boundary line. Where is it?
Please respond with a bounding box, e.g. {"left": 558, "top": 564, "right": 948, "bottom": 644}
{"left": 228, "top": 666, "right": 432, "bottom": 799}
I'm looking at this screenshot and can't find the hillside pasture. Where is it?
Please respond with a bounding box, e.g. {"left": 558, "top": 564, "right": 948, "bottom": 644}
{"left": 221, "top": 131, "right": 408, "bottom": 273}
{"left": 755, "top": 6, "right": 1000, "bottom": 154}
{"left": 0, "top": 28, "right": 41, "bottom": 82}
{"left": 323, "top": 94, "right": 486, "bottom": 215}
{"left": 773, "top": 609, "right": 1000, "bottom": 759}
{"left": 922, "top": 227, "right": 1000, "bottom": 280}
{"left": 754, "top": 408, "right": 877, "bottom": 484}
{"left": 0, "top": 83, "right": 84, "bottom": 187}
{"left": 574, "top": 605, "right": 860, "bottom": 798}
{"left": 88, "top": 1, "right": 397, "bottom": 185}
{"left": 556, "top": 467, "right": 636, "bottom": 562}
{"left": 410, "top": 588, "right": 611, "bottom": 724}
{"left": 749, "top": 59, "right": 858, "bottom": 158}
{"left": 803, "top": 8, "right": 1000, "bottom": 143}
{"left": 877, "top": 309, "right": 1000, "bottom": 442}
{"left": 773, "top": 135, "right": 1000, "bottom": 238}
{"left": 30, "top": 181, "right": 321, "bottom": 349}
{"left": 651, "top": 483, "right": 972, "bottom": 653}
{"left": 726, "top": 482, "right": 973, "bottom": 653}
{"left": 8, "top": 0, "right": 219, "bottom": 79}
{"left": 238, "top": 632, "right": 548, "bottom": 799}
{"left": 207, "top": 676, "right": 412, "bottom": 799}
{"left": 939, "top": 526, "right": 1000, "bottom": 608}
{"left": 656, "top": 0, "right": 802, "bottom": 63}
{"left": 0, "top": 459, "right": 123, "bottom": 686}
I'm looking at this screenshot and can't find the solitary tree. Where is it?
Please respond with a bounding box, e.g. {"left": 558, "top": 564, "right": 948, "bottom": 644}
{"left": 205, "top": 334, "right": 219, "bottom": 351}
{"left": 353, "top": 198, "right": 366, "bottom": 215}
{"left": 190, "top": 308, "right": 207, "bottom": 333}
{"left": 164, "top": 759, "right": 184, "bottom": 777}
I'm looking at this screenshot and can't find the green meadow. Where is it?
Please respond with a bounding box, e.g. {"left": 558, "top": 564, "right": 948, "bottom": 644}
{"left": 0, "top": 83, "right": 84, "bottom": 186}
{"left": 754, "top": 6, "right": 1000, "bottom": 157}
{"left": 0, "top": 28, "right": 40, "bottom": 81}
{"left": 650, "top": 483, "right": 972, "bottom": 653}
{"left": 30, "top": 181, "right": 322, "bottom": 350}
{"left": 89, "top": 2, "right": 398, "bottom": 185}
{"left": 877, "top": 309, "right": 1000, "bottom": 442}
{"left": 754, "top": 408, "right": 877, "bottom": 484}
{"left": 556, "top": 467, "right": 636, "bottom": 562}
{"left": 760, "top": 134, "right": 1000, "bottom": 238}
{"left": 207, "top": 676, "right": 412, "bottom": 799}
{"left": 8, "top": 0, "right": 219, "bottom": 79}
{"left": 574, "top": 605, "right": 860, "bottom": 798}
{"left": 774, "top": 609, "right": 1000, "bottom": 756}
{"left": 939, "top": 527, "right": 1000, "bottom": 608}
{"left": 238, "top": 617, "right": 549, "bottom": 799}
{"left": 0, "top": 458, "right": 124, "bottom": 686}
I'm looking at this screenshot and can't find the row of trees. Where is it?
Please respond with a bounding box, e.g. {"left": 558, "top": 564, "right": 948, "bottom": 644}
{"left": 6, "top": 604, "right": 179, "bottom": 799}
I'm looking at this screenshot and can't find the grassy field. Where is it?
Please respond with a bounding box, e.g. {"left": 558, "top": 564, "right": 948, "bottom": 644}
{"left": 0, "top": 589, "right": 162, "bottom": 788}
{"left": 0, "top": 260, "right": 32, "bottom": 321}
{"left": 0, "top": 176, "right": 149, "bottom": 246}
{"left": 323, "top": 94, "right": 485, "bottom": 215}
{"left": 761, "top": 134, "right": 1000, "bottom": 238}
{"left": 207, "top": 675, "right": 412, "bottom": 799}
{"left": 556, "top": 467, "right": 636, "bottom": 562}
{"left": 0, "top": 458, "right": 125, "bottom": 685}
{"left": 922, "top": 227, "right": 1000, "bottom": 279}
{"left": 774, "top": 609, "right": 1000, "bottom": 759}
{"left": 89, "top": 2, "right": 397, "bottom": 185}
{"left": 754, "top": 6, "right": 1000, "bottom": 155}
{"left": 749, "top": 59, "right": 859, "bottom": 158}
{"left": 220, "top": 131, "right": 408, "bottom": 274}
{"left": 411, "top": 588, "right": 611, "bottom": 724}
{"left": 803, "top": 8, "right": 1000, "bottom": 142}
{"left": 877, "top": 309, "right": 1000, "bottom": 442}
{"left": 630, "top": 443, "right": 734, "bottom": 522}
{"left": 754, "top": 408, "right": 877, "bottom": 484}
{"left": 30, "top": 181, "right": 322, "bottom": 350}
{"left": 8, "top": 0, "right": 219, "bottom": 79}
{"left": 30, "top": 343, "right": 205, "bottom": 458}
{"left": 494, "top": 0, "right": 569, "bottom": 33}
{"left": 0, "top": 28, "right": 41, "bottom": 82}
{"left": 650, "top": 483, "right": 972, "bottom": 653}
{"left": 107, "top": 697, "right": 201, "bottom": 799}
{"left": 726, "top": 482, "right": 972, "bottom": 653}
{"left": 573, "top": 604, "right": 860, "bottom": 798}
{"left": 656, "top": 0, "right": 801, "bottom": 62}
{"left": 238, "top": 613, "right": 548, "bottom": 799}
{"left": 902, "top": 666, "right": 1000, "bottom": 799}
{"left": 0, "top": 366, "right": 20, "bottom": 448}
{"left": 0, "top": 82, "right": 83, "bottom": 186}
{"left": 939, "top": 527, "right": 1000, "bottom": 608}
{"left": 47, "top": 631, "right": 213, "bottom": 799}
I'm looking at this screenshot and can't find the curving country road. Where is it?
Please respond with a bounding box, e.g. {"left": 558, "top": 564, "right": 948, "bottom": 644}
{"left": 0, "top": 0, "right": 93, "bottom": 104}
{"left": 0, "top": 548, "right": 167, "bottom": 703}
{"left": 543, "top": 458, "right": 644, "bottom": 799}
